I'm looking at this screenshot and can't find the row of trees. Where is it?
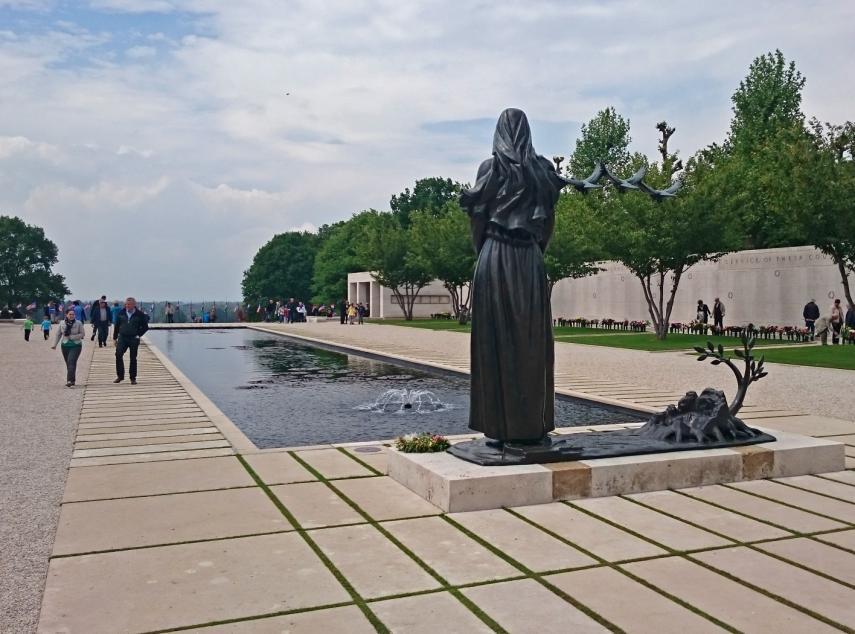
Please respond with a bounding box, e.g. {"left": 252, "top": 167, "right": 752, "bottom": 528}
{"left": 243, "top": 49, "right": 854, "bottom": 336}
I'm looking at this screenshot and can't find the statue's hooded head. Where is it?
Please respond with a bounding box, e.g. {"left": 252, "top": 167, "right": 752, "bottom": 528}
{"left": 460, "top": 108, "right": 560, "bottom": 229}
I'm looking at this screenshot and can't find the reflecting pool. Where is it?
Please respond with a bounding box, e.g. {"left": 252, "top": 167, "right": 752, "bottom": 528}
{"left": 145, "top": 328, "right": 643, "bottom": 448}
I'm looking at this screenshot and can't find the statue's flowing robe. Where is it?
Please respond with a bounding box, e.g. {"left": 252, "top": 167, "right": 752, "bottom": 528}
{"left": 460, "top": 109, "right": 565, "bottom": 441}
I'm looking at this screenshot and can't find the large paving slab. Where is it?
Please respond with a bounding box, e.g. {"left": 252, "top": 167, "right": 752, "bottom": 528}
{"left": 692, "top": 546, "right": 855, "bottom": 628}
{"left": 448, "top": 508, "right": 597, "bottom": 572}
{"left": 727, "top": 479, "right": 855, "bottom": 523}
{"left": 757, "top": 537, "right": 855, "bottom": 584}
{"left": 512, "top": 503, "right": 668, "bottom": 561}
{"left": 462, "top": 578, "right": 609, "bottom": 633}
{"left": 294, "top": 448, "right": 375, "bottom": 479}
{"left": 270, "top": 482, "right": 364, "bottom": 528}
{"left": 38, "top": 532, "right": 350, "bottom": 633}
{"left": 53, "top": 488, "right": 289, "bottom": 554}
{"left": 69, "top": 446, "right": 235, "bottom": 467}
{"left": 185, "top": 605, "right": 376, "bottom": 633}
{"left": 73, "top": 432, "right": 225, "bottom": 449}
{"left": 62, "top": 456, "right": 255, "bottom": 502}
{"left": 333, "top": 476, "right": 442, "bottom": 521}
{"left": 678, "top": 485, "right": 847, "bottom": 533}
{"left": 623, "top": 555, "right": 839, "bottom": 633}
{"left": 548, "top": 566, "right": 725, "bottom": 633}
{"left": 383, "top": 516, "right": 520, "bottom": 585}
{"left": 74, "top": 426, "right": 221, "bottom": 441}
{"left": 370, "top": 592, "right": 493, "bottom": 634}
{"left": 71, "top": 438, "right": 231, "bottom": 458}
{"left": 310, "top": 523, "right": 441, "bottom": 599}
{"left": 625, "top": 489, "right": 791, "bottom": 542}
{"left": 571, "top": 496, "right": 732, "bottom": 551}
{"left": 76, "top": 421, "right": 216, "bottom": 435}
{"left": 774, "top": 473, "right": 855, "bottom": 502}
{"left": 243, "top": 451, "right": 316, "bottom": 484}
{"left": 815, "top": 529, "right": 855, "bottom": 551}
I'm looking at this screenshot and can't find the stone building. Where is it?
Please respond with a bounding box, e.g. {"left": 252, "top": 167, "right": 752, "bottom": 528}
{"left": 347, "top": 272, "right": 452, "bottom": 319}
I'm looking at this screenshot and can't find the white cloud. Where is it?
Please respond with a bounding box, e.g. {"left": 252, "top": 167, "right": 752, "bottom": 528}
{"left": 0, "top": 135, "right": 63, "bottom": 162}
{"left": 117, "top": 144, "right": 154, "bottom": 157}
{"left": 125, "top": 45, "right": 156, "bottom": 59}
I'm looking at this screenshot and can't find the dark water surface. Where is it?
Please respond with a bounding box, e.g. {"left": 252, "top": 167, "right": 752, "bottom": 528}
{"left": 145, "top": 328, "right": 642, "bottom": 448}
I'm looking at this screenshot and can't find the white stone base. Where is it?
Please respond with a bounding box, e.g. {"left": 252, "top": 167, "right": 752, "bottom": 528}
{"left": 387, "top": 428, "right": 845, "bottom": 512}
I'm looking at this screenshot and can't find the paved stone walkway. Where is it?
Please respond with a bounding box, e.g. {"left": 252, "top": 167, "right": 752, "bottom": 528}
{"left": 31, "top": 328, "right": 855, "bottom": 632}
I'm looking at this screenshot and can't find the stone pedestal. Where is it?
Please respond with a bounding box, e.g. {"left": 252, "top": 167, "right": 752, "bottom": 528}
{"left": 388, "top": 428, "right": 844, "bottom": 512}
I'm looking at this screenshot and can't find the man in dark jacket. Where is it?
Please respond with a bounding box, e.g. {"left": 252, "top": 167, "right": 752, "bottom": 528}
{"left": 113, "top": 297, "right": 149, "bottom": 384}
{"left": 91, "top": 297, "right": 112, "bottom": 347}
{"left": 803, "top": 299, "right": 820, "bottom": 340}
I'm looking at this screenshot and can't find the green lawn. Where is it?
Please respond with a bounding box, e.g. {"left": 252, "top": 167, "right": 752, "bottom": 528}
{"left": 749, "top": 345, "right": 855, "bottom": 371}
{"left": 375, "top": 319, "right": 607, "bottom": 336}
{"left": 376, "top": 318, "right": 853, "bottom": 369}
{"left": 552, "top": 332, "right": 808, "bottom": 351}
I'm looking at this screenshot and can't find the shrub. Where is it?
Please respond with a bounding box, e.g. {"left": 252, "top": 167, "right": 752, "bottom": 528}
{"left": 395, "top": 433, "right": 451, "bottom": 453}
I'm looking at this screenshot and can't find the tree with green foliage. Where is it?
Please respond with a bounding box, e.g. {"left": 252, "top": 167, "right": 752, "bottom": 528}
{"left": 241, "top": 231, "right": 317, "bottom": 305}
{"left": 573, "top": 111, "right": 739, "bottom": 339}
{"left": 727, "top": 49, "right": 806, "bottom": 152}
{"left": 543, "top": 194, "right": 603, "bottom": 295}
{"left": 409, "top": 202, "right": 476, "bottom": 321}
{"left": 786, "top": 119, "right": 855, "bottom": 309}
{"left": 567, "top": 107, "right": 633, "bottom": 177}
{"left": 0, "top": 215, "right": 69, "bottom": 309}
{"left": 356, "top": 211, "right": 432, "bottom": 320}
{"left": 311, "top": 212, "right": 373, "bottom": 303}
{"left": 390, "top": 177, "right": 463, "bottom": 227}
{"left": 711, "top": 50, "right": 808, "bottom": 249}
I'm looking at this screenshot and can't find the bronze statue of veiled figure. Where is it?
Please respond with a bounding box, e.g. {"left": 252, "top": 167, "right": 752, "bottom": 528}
{"left": 459, "top": 108, "right": 566, "bottom": 446}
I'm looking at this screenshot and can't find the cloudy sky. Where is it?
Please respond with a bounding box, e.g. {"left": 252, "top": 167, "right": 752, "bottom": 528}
{"left": 2, "top": 0, "right": 853, "bottom": 300}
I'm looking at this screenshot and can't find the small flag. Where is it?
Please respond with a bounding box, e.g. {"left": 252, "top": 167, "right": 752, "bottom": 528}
{"left": 26, "top": 302, "right": 36, "bottom": 311}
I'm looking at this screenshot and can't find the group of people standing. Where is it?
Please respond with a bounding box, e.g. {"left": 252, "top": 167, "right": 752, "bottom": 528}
{"left": 263, "top": 298, "right": 310, "bottom": 323}
{"left": 695, "top": 298, "right": 727, "bottom": 332}
{"left": 338, "top": 300, "right": 367, "bottom": 325}
{"left": 693, "top": 295, "right": 855, "bottom": 344}
{"left": 804, "top": 298, "right": 855, "bottom": 345}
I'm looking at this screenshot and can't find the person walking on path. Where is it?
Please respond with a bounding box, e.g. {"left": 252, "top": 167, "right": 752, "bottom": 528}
{"left": 847, "top": 303, "right": 855, "bottom": 329}
{"left": 41, "top": 317, "right": 51, "bottom": 340}
{"left": 339, "top": 299, "right": 347, "bottom": 325}
{"left": 830, "top": 298, "right": 844, "bottom": 345}
{"left": 90, "top": 298, "right": 112, "bottom": 348}
{"left": 696, "top": 299, "right": 711, "bottom": 324}
{"left": 165, "top": 302, "right": 175, "bottom": 324}
{"left": 51, "top": 308, "right": 85, "bottom": 387}
{"left": 90, "top": 296, "right": 106, "bottom": 341}
{"left": 22, "top": 316, "right": 33, "bottom": 341}
{"left": 712, "top": 298, "right": 726, "bottom": 333}
{"left": 357, "top": 303, "right": 365, "bottom": 325}
{"left": 113, "top": 297, "right": 149, "bottom": 384}
{"left": 803, "top": 299, "right": 820, "bottom": 340}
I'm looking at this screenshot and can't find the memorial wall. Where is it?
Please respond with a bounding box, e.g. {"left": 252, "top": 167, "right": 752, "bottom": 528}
{"left": 551, "top": 246, "right": 848, "bottom": 326}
